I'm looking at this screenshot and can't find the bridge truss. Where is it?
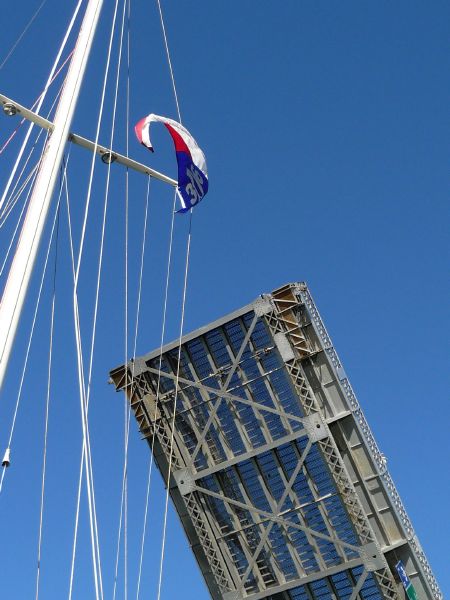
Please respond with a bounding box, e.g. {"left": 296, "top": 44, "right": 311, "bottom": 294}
{"left": 110, "top": 283, "right": 441, "bottom": 600}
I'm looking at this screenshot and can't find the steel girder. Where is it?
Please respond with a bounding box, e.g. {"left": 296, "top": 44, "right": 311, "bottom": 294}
{"left": 110, "top": 282, "right": 442, "bottom": 600}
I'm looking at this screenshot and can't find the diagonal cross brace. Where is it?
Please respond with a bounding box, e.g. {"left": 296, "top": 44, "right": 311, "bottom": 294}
{"left": 144, "top": 367, "right": 305, "bottom": 425}
{"left": 348, "top": 568, "right": 368, "bottom": 600}
{"left": 190, "top": 314, "right": 259, "bottom": 465}
{"left": 235, "top": 558, "right": 365, "bottom": 600}
{"left": 192, "top": 483, "right": 361, "bottom": 555}
{"left": 237, "top": 437, "right": 314, "bottom": 591}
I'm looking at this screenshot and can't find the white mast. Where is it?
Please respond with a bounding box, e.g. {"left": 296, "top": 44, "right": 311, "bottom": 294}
{"left": 0, "top": 0, "right": 105, "bottom": 390}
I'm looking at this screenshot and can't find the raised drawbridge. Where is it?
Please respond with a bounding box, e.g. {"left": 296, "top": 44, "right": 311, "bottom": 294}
{"left": 110, "top": 283, "right": 442, "bottom": 600}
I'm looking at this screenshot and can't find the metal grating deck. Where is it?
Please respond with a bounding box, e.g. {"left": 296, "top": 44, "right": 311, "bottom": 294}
{"left": 110, "top": 282, "right": 442, "bottom": 600}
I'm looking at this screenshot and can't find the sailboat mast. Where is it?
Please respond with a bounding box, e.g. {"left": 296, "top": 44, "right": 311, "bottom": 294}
{"left": 0, "top": 0, "right": 104, "bottom": 390}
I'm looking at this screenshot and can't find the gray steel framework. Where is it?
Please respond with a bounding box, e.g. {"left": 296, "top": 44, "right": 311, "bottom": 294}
{"left": 110, "top": 282, "right": 442, "bottom": 600}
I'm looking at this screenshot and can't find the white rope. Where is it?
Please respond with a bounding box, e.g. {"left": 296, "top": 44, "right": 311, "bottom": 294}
{"left": 0, "top": 71, "right": 69, "bottom": 224}
{"left": 0, "top": 49, "right": 74, "bottom": 159}
{"left": 0, "top": 0, "right": 48, "bottom": 70}
{"left": 157, "top": 209, "right": 193, "bottom": 600}
{"left": 35, "top": 204, "right": 59, "bottom": 600}
{"left": 156, "top": 0, "right": 182, "bottom": 121}
{"left": 0, "top": 0, "right": 83, "bottom": 215}
{"left": 111, "top": 2, "right": 136, "bottom": 597}
{"left": 72, "top": 303, "right": 102, "bottom": 600}
{"left": 0, "top": 163, "right": 39, "bottom": 230}
{"left": 64, "top": 153, "right": 84, "bottom": 600}
{"left": 84, "top": 0, "right": 127, "bottom": 590}
{"left": 67, "top": 0, "right": 125, "bottom": 596}
{"left": 64, "top": 153, "right": 103, "bottom": 600}
{"left": 0, "top": 74, "right": 67, "bottom": 225}
{"left": 156, "top": 0, "right": 182, "bottom": 122}
{"left": 0, "top": 157, "right": 68, "bottom": 494}
{"left": 135, "top": 189, "right": 176, "bottom": 598}
{"left": 132, "top": 176, "right": 153, "bottom": 600}
{"left": 82, "top": 0, "right": 123, "bottom": 463}
{"left": 64, "top": 157, "right": 103, "bottom": 600}
{"left": 154, "top": 2, "right": 193, "bottom": 596}
{"left": 123, "top": 0, "right": 131, "bottom": 592}
{"left": 73, "top": 0, "right": 120, "bottom": 286}
{"left": 114, "top": 176, "right": 152, "bottom": 600}
{"left": 0, "top": 164, "right": 41, "bottom": 285}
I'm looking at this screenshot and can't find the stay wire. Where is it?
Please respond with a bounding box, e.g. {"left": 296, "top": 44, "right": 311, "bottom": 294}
{"left": 35, "top": 198, "right": 61, "bottom": 600}
{"left": 65, "top": 152, "right": 106, "bottom": 600}
{"left": 72, "top": 278, "right": 102, "bottom": 600}
{"left": 0, "top": 74, "right": 68, "bottom": 224}
{"left": 0, "top": 163, "right": 39, "bottom": 230}
{"left": 154, "top": 1, "right": 193, "bottom": 595}
{"left": 64, "top": 151, "right": 83, "bottom": 600}
{"left": 156, "top": 0, "right": 181, "bottom": 122}
{"left": 154, "top": 1, "right": 193, "bottom": 596}
{"left": 0, "top": 0, "right": 48, "bottom": 70}
{"left": 118, "top": 175, "right": 151, "bottom": 600}
{"left": 70, "top": 0, "right": 124, "bottom": 596}
{"left": 0, "top": 154, "right": 69, "bottom": 495}
{"left": 111, "top": 0, "right": 132, "bottom": 597}
{"left": 123, "top": 0, "right": 131, "bottom": 594}
{"left": 157, "top": 208, "right": 193, "bottom": 600}
{"left": 0, "top": 160, "right": 43, "bottom": 289}
{"left": 0, "top": 48, "right": 74, "bottom": 158}
{"left": 136, "top": 189, "right": 176, "bottom": 600}
{"left": 0, "top": 0, "right": 83, "bottom": 215}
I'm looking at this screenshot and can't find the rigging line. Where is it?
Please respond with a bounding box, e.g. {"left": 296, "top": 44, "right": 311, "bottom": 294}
{"left": 64, "top": 151, "right": 84, "bottom": 600}
{"left": 68, "top": 453, "right": 84, "bottom": 600}
{"left": 0, "top": 120, "right": 47, "bottom": 223}
{"left": 0, "top": 161, "right": 38, "bottom": 226}
{"left": 64, "top": 153, "right": 103, "bottom": 600}
{"left": 72, "top": 303, "right": 102, "bottom": 600}
{"left": 0, "top": 131, "right": 44, "bottom": 223}
{"left": 1, "top": 92, "right": 55, "bottom": 221}
{"left": 0, "top": 164, "right": 39, "bottom": 237}
{"left": 136, "top": 190, "right": 176, "bottom": 600}
{"left": 71, "top": 0, "right": 128, "bottom": 595}
{"left": 35, "top": 201, "right": 60, "bottom": 600}
{"left": 0, "top": 184, "right": 30, "bottom": 277}
{"left": 74, "top": 0, "right": 121, "bottom": 285}
{"left": 113, "top": 172, "right": 149, "bottom": 600}
{"left": 157, "top": 208, "right": 193, "bottom": 600}
{"left": 0, "top": 0, "right": 83, "bottom": 215}
{"left": 0, "top": 47, "right": 74, "bottom": 156}
{"left": 0, "top": 160, "right": 67, "bottom": 495}
{"left": 0, "top": 0, "right": 48, "bottom": 70}
{"left": 73, "top": 305, "right": 106, "bottom": 600}
{"left": 122, "top": 0, "right": 130, "bottom": 593}
{"left": 0, "top": 77, "right": 67, "bottom": 224}
{"left": 68, "top": 452, "right": 84, "bottom": 600}
{"left": 124, "top": 0, "right": 132, "bottom": 595}
{"left": 70, "top": 0, "right": 124, "bottom": 595}
{"left": 65, "top": 153, "right": 106, "bottom": 600}
{"left": 83, "top": 0, "right": 130, "bottom": 587}
{"left": 0, "top": 56, "right": 77, "bottom": 391}
{"left": 110, "top": 0, "right": 132, "bottom": 597}
{"left": 61, "top": 151, "right": 94, "bottom": 600}
{"left": 132, "top": 177, "right": 151, "bottom": 599}
{"left": 156, "top": 0, "right": 182, "bottom": 122}
{"left": 123, "top": 159, "right": 130, "bottom": 600}
{"left": 61, "top": 155, "right": 100, "bottom": 600}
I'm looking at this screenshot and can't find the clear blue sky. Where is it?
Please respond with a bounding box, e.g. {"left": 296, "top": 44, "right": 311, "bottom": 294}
{"left": 0, "top": 1, "right": 448, "bottom": 598}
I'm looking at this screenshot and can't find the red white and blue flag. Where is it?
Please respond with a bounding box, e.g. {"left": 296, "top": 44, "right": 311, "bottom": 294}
{"left": 135, "top": 114, "right": 208, "bottom": 213}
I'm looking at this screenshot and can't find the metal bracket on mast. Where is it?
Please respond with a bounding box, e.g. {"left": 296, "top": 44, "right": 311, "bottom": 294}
{"left": 0, "top": 93, "right": 178, "bottom": 186}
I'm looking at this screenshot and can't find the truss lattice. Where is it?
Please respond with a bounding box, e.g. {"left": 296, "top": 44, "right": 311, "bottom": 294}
{"left": 110, "top": 282, "right": 441, "bottom": 600}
